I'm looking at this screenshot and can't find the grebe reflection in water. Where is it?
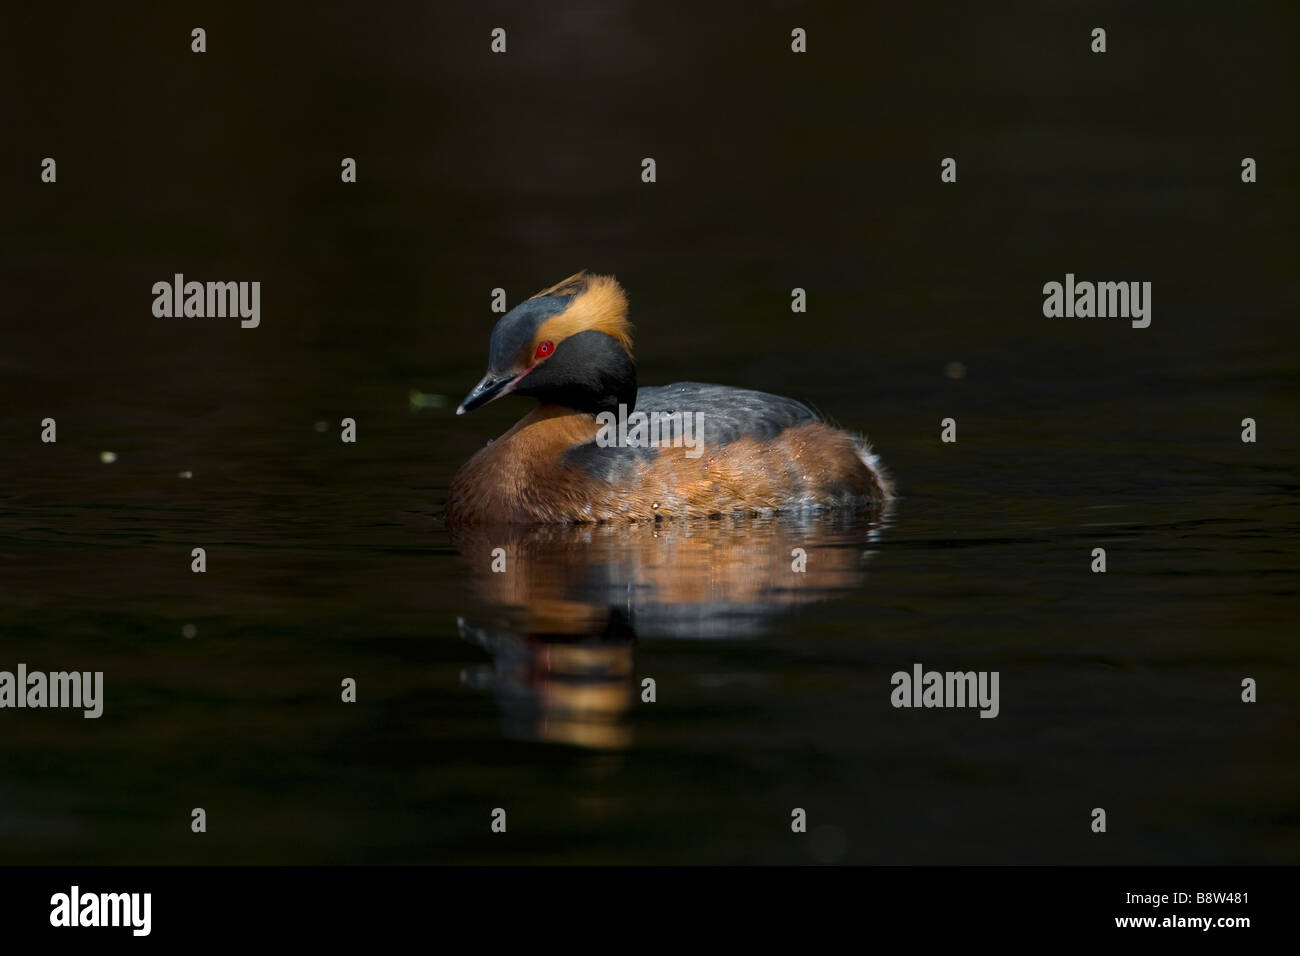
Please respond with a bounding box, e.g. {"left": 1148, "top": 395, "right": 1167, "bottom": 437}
{"left": 454, "top": 511, "right": 889, "bottom": 749}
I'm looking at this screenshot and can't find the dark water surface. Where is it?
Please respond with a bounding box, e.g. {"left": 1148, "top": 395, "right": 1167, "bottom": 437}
{"left": 2, "top": 2, "right": 1298, "bottom": 863}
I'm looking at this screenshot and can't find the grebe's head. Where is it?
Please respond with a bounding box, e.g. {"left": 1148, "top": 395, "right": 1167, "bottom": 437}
{"left": 456, "top": 271, "right": 637, "bottom": 416}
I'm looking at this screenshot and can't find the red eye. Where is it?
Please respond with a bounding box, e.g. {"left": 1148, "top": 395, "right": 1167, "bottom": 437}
{"left": 535, "top": 340, "right": 554, "bottom": 358}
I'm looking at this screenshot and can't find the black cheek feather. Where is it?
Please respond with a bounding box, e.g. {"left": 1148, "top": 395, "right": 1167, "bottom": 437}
{"left": 514, "top": 329, "right": 637, "bottom": 414}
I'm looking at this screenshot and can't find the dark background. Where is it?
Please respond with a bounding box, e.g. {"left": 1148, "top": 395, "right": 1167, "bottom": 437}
{"left": 2, "top": 1, "right": 1297, "bottom": 863}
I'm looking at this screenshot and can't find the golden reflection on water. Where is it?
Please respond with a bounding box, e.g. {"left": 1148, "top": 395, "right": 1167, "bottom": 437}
{"left": 453, "top": 510, "right": 889, "bottom": 750}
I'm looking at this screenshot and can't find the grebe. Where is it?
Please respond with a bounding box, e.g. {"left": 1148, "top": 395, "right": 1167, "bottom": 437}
{"left": 446, "top": 272, "right": 891, "bottom": 524}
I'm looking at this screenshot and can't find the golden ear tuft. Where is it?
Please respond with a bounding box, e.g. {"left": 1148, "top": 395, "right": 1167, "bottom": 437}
{"left": 531, "top": 270, "right": 592, "bottom": 300}
{"left": 532, "top": 272, "right": 633, "bottom": 355}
